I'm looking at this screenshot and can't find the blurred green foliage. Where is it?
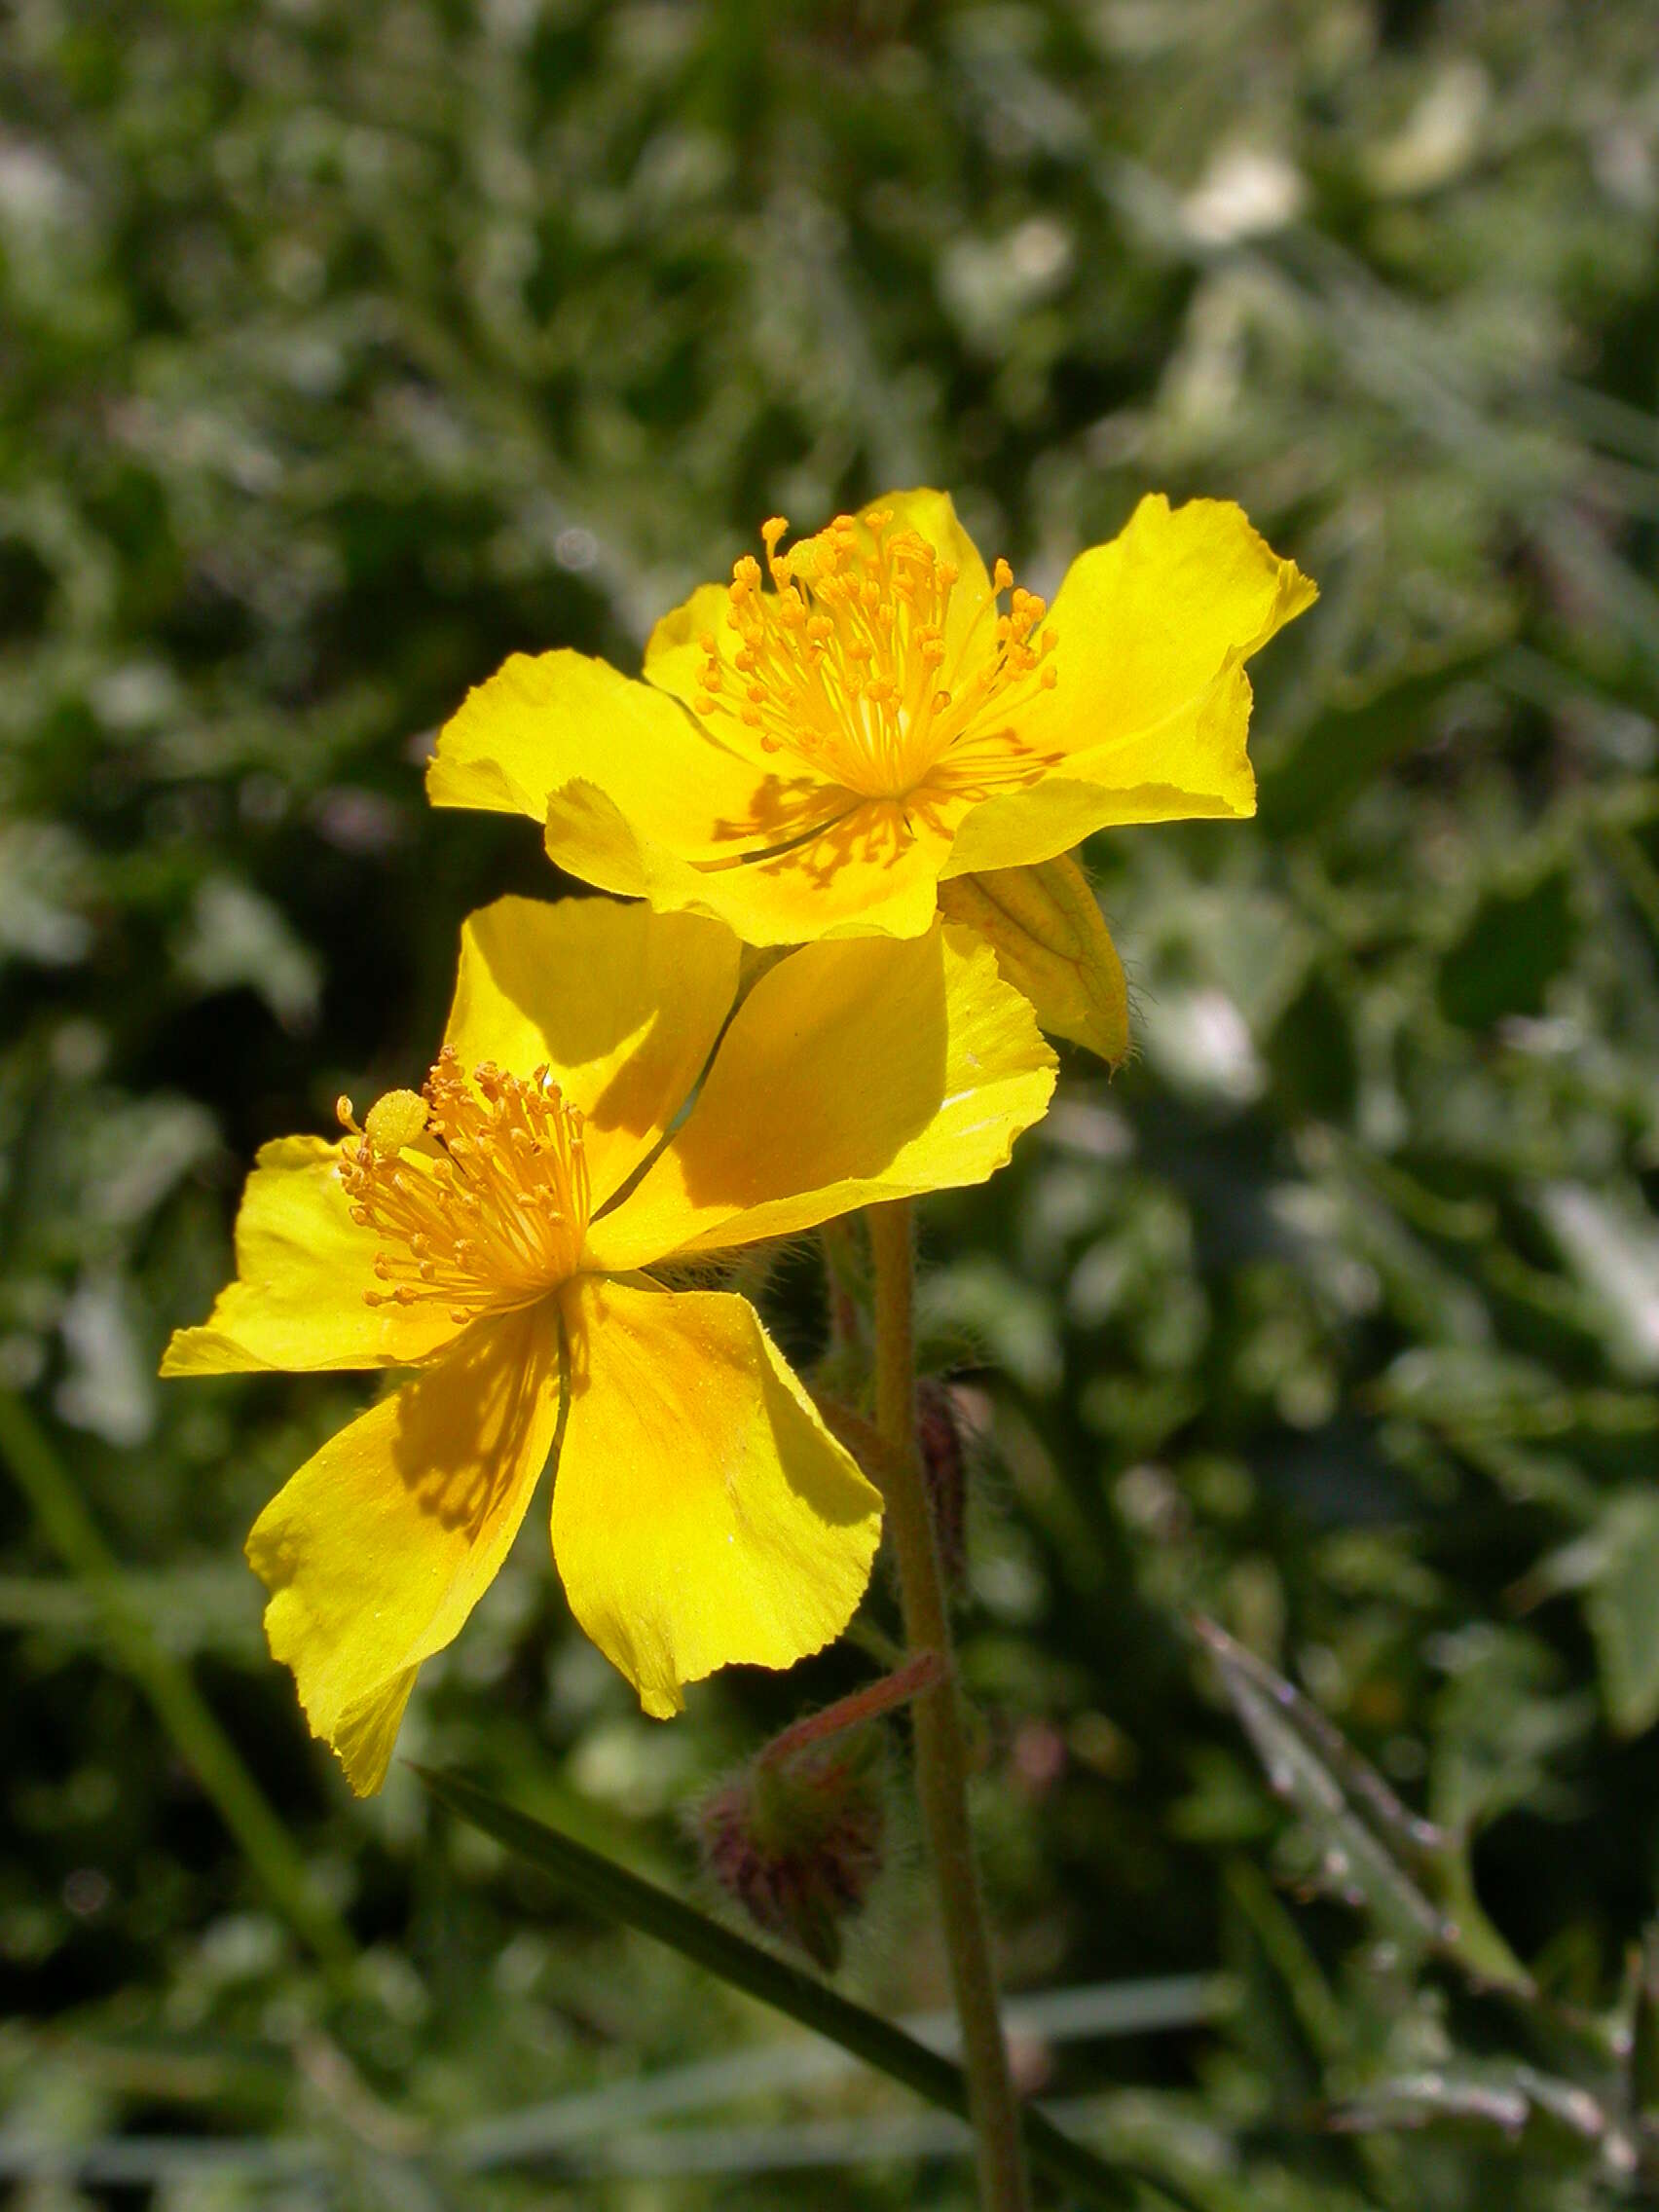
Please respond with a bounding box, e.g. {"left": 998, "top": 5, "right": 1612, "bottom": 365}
{"left": 5, "top": 0, "right": 1659, "bottom": 2201}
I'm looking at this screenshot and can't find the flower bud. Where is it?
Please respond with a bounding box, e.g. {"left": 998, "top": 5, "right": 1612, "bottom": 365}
{"left": 696, "top": 1730, "right": 885, "bottom": 1972}
{"left": 695, "top": 1655, "right": 943, "bottom": 1969}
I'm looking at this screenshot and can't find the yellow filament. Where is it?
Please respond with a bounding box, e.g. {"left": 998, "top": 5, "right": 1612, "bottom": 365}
{"left": 696, "top": 509, "right": 1059, "bottom": 801}
{"left": 338, "top": 1046, "right": 590, "bottom": 1323}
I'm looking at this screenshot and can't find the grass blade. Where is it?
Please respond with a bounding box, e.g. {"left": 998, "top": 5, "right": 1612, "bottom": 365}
{"left": 415, "top": 1765, "right": 1153, "bottom": 2209}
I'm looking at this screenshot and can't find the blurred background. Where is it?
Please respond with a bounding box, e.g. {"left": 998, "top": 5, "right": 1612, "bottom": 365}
{"left": 6, "top": 0, "right": 1659, "bottom": 2203}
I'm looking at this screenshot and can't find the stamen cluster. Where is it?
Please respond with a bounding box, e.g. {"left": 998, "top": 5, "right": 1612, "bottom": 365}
{"left": 694, "top": 509, "right": 1058, "bottom": 801}
{"left": 338, "top": 1046, "right": 590, "bottom": 1324}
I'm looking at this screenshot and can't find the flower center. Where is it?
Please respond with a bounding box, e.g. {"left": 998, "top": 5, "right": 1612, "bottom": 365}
{"left": 694, "top": 509, "right": 1059, "bottom": 802}
{"left": 338, "top": 1046, "right": 590, "bottom": 1324}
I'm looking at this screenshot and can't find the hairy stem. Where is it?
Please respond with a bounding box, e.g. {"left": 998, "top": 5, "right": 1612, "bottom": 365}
{"left": 820, "top": 1218, "right": 866, "bottom": 1358}
{"left": 866, "top": 1199, "right": 1031, "bottom": 2212}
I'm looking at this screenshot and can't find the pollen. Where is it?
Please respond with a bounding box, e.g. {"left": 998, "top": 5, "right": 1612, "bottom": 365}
{"left": 697, "top": 507, "right": 1058, "bottom": 802}
{"left": 338, "top": 1047, "right": 590, "bottom": 1323}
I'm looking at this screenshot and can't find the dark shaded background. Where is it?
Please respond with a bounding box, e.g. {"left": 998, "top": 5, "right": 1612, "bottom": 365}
{"left": 6, "top": 1, "right": 1659, "bottom": 2201}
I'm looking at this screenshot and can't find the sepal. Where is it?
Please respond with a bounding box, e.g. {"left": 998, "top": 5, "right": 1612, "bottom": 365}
{"left": 939, "top": 854, "right": 1128, "bottom": 1068}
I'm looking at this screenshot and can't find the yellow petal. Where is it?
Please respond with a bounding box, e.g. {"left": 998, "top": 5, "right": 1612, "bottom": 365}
{"left": 586, "top": 922, "right": 1055, "bottom": 1270}
{"left": 246, "top": 1307, "right": 562, "bottom": 1792}
{"left": 551, "top": 1278, "right": 880, "bottom": 1717}
{"left": 445, "top": 896, "right": 740, "bottom": 1209}
{"left": 427, "top": 648, "right": 778, "bottom": 857}
{"left": 641, "top": 577, "right": 752, "bottom": 721}
{"left": 161, "top": 1136, "right": 461, "bottom": 1377}
{"left": 534, "top": 498, "right": 995, "bottom": 944}
{"left": 544, "top": 784, "right": 946, "bottom": 948}
{"left": 685, "top": 800, "right": 947, "bottom": 941}
{"left": 939, "top": 855, "right": 1129, "bottom": 1067}
{"left": 943, "top": 497, "right": 1315, "bottom": 874}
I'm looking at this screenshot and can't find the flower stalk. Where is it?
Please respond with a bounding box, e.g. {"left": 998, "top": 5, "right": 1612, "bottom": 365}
{"left": 866, "top": 1198, "right": 1032, "bottom": 2212}
{"left": 819, "top": 1218, "right": 866, "bottom": 1372}
{"left": 759, "top": 1648, "right": 947, "bottom": 1768}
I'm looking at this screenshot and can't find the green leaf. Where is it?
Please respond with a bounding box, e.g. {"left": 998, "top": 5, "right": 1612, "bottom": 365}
{"left": 1580, "top": 1490, "right": 1659, "bottom": 1736}
{"left": 1257, "top": 647, "right": 1499, "bottom": 835}
{"left": 1437, "top": 867, "right": 1577, "bottom": 1031}
{"left": 1429, "top": 1627, "right": 1594, "bottom": 1843}
{"left": 1198, "top": 1618, "right": 1448, "bottom": 1879}
{"left": 414, "top": 1765, "right": 1145, "bottom": 2210}
{"left": 1197, "top": 1618, "right": 1530, "bottom": 1992}
{"left": 1328, "top": 2062, "right": 1618, "bottom": 2170}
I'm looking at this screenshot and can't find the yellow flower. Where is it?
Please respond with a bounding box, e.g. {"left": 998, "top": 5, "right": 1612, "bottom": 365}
{"left": 163, "top": 897, "right": 1055, "bottom": 1792}
{"left": 428, "top": 490, "right": 1314, "bottom": 1061}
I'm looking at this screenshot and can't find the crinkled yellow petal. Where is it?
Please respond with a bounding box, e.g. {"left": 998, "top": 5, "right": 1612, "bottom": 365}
{"left": 444, "top": 896, "right": 740, "bottom": 1209}
{"left": 246, "top": 1307, "right": 563, "bottom": 1792}
{"left": 942, "top": 497, "right": 1315, "bottom": 875}
{"left": 543, "top": 784, "right": 946, "bottom": 948}
{"left": 586, "top": 923, "right": 1055, "bottom": 1270}
{"left": 943, "top": 669, "right": 1261, "bottom": 874}
{"left": 1035, "top": 494, "right": 1315, "bottom": 769}
{"left": 939, "top": 856, "right": 1130, "bottom": 1068}
{"left": 642, "top": 579, "right": 762, "bottom": 735}
{"left": 551, "top": 1278, "right": 880, "bottom": 1718}
{"left": 160, "top": 1136, "right": 461, "bottom": 1377}
{"left": 427, "top": 648, "right": 778, "bottom": 860}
